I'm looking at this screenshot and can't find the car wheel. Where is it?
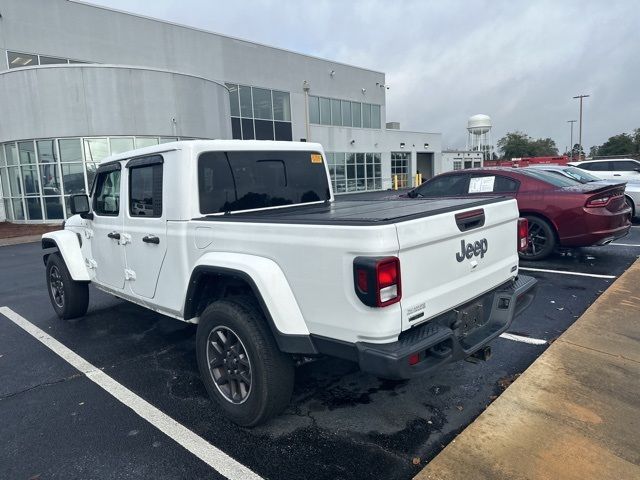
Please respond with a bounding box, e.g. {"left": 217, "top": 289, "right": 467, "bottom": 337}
{"left": 519, "top": 216, "right": 556, "bottom": 261}
{"left": 625, "top": 196, "right": 635, "bottom": 219}
{"left": 196, "top": 296, "right": 294, "bottom": 427}
{"left": 46, "top": 253, "right": 89, "bottom": 319}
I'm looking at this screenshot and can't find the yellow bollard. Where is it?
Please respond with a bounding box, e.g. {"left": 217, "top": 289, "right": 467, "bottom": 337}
{"left": 393, "top": 175, "right": 398, "bottom": 190}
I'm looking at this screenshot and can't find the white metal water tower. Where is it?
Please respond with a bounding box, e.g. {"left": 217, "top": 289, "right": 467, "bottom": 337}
{"left": 466, "top": 114, "right": 493, "bottom": 160}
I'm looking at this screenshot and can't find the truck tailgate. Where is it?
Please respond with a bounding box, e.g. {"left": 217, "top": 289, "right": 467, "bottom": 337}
{"left": 396, "top": 198, "right": 520, "bottom": 332}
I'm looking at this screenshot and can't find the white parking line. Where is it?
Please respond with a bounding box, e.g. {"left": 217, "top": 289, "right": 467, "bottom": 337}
{"left": 0, "top": 306, "right": 262, "bottom": 480}
{"left": 610, "top": 243, "right": 640, "bottom": 247}
{"left": 519, "top": 267, "right": 616, "bottom": 279}
{"left": 499, "top": 333, "right": 547, "bottom": 345}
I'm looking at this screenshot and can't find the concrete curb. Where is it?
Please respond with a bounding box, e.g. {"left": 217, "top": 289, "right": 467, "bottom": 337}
{"left": 0, "top": 235, "right": 42, "bottom": 247}
{"left": 415, "top": 259, "right": 640, "bottom": 480}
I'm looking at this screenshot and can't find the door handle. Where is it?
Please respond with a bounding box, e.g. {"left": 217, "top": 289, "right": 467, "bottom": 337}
{"left": 107, "top": 232, "right": 121, "bottom": 240}
{"left": 142, "top": 235, "right": 160, "bottom": 245}
{"left": 613, "top": 174, "right": 621, "bottom": 176}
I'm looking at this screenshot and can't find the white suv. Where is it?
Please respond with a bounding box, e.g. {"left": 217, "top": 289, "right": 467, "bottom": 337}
{"left": 569, "top": 158, "right": 640, "bottom": 182}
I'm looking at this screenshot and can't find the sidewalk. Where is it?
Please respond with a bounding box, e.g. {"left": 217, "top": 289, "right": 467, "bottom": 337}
{"left": 416, "top": 259, "right": 640, "bottom": 480}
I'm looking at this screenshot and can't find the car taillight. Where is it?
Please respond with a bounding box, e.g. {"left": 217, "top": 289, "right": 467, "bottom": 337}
{"left": 585, "top": 195, "right": 611, "bottom": 208}
{"left": 517, "top": 218, "right": 528, "bottom": 252}
{"left": 353, "top": 256, "right": 402, "bottom": 307}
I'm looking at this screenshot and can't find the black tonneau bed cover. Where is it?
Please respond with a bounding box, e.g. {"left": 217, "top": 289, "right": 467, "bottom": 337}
{"left": 195, "top": 197, "right": 506, "bottom": 226}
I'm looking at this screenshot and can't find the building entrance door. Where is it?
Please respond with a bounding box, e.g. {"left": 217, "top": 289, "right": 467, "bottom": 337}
{"left": 416, "top": 152, "right": 434, "bottom": 182}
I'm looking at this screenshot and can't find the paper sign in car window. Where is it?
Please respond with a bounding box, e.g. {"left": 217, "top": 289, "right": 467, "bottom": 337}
{"left": 311, "top": 154, "right": 323, "bottom": 164}
{"left": 469, "top": 176, "right": 495, "bottom": 193}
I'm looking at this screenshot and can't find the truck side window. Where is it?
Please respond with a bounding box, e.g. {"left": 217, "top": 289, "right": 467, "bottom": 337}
{"left": 198, "top": 150, "right": 330, "bottom": 214}
{"left": 129, "top": 164, "right": 163, "bottom": 217}
{"left": 93, "top": 169, "right": 121, "bottom": 216}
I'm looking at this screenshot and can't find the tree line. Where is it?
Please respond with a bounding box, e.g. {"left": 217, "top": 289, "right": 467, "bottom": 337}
{"left": 496, "top": 128, "right": 640, "bottom": 159}
{"left": 589, "top": 128, "right": 640, "bottom": 157}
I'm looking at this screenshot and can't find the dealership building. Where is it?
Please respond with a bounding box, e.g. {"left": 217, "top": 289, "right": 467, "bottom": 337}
{"left": 0, "top": 0, "right": 442, "bottom": 222}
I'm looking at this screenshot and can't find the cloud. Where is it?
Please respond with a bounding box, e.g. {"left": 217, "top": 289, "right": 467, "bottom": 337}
{"left": 88, "top": 0, "right": 640, "bottom": 151}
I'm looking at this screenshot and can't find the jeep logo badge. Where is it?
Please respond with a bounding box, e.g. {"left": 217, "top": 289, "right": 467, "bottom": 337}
{"left": 456, "top": 239, "right": 488, "bottom": 263}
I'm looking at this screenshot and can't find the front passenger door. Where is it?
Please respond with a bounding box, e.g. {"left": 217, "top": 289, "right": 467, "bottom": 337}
{"left": 90, "top": 164, "right": 126, "bottom": 289}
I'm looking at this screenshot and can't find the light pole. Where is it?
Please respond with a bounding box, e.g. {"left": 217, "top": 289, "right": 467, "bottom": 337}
{"left": 567, "top": 120, "right": 576, "bottom": 160}
{"left": 573, "top": 94, "right": 590, "bottom": 160}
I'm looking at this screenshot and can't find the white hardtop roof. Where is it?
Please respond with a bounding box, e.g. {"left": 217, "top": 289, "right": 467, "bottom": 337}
{"left": 100, "top": 139, "right": 325, "bottom": 165}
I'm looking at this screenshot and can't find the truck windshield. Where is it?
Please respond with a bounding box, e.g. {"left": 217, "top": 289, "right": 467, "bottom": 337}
{"left": 198, "top": 150, "right": 331, "bottom": 214}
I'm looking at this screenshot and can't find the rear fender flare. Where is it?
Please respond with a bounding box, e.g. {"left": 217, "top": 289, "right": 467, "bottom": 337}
{"left": 42, "top": 231, "right": 91, "bottom": 281}
{"left": 185, "top": 252, "right": 309, "bottom": 337}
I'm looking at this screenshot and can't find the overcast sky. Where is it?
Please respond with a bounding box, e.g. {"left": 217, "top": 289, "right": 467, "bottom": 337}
{"left": 88, "top": 0, "right": 639, "bottom": 152}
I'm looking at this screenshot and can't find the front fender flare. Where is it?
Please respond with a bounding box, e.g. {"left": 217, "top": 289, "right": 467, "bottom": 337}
{"left": 42, "top": 231, "right": 90, "bottom": 281}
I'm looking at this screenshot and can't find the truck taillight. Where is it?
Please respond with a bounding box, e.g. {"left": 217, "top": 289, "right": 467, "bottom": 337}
{"left": 353, "top": 256, "right": 402, "bottom": 307}
{"left": 517, "top": 218, "right": 528, "bottom": 252}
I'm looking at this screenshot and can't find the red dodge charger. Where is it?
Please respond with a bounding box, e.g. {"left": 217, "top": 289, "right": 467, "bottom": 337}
{"left": 407, "top": 168, "right": 631, "bottom": 260}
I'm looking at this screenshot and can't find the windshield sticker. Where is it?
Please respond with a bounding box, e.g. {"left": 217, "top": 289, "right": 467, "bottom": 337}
{"left": 311, "top": 154, "right": 323, "bottom": 164}
{"left": 469, "top": 176, "right": 495, "bottom": 193}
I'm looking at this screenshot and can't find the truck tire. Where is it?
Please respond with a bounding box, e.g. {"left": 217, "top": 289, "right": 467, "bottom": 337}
{"left": 519, "top": 216, "right": 556, "bottom": 261}
{"left": 46, "top": 253, "right": 89, "bottom": 319}
{"left": 196, "top": 296, "right": 294, "bottom": 427}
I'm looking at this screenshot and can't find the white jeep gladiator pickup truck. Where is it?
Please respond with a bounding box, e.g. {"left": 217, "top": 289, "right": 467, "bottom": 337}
{"left": 42, "top": 140, "right": 536, "bottom": 426}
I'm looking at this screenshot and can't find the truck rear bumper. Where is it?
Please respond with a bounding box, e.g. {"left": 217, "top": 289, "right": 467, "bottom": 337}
{"left": 353, "top": 275, "right": 537, "bottom": 380}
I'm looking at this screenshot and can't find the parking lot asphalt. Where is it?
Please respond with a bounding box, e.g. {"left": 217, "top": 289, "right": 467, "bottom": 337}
{"left": 1, "top": 221, "right": 639, "bottom": 480}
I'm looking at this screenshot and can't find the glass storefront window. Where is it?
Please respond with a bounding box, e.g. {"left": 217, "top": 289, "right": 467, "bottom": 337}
{"left": 352, "top": 102, "right": 362, "bottom": 128}
{"left": 5, "top": 143, "right": 18, "bottom": 166}
{"left": 135, "top": 137, "right": 159, "bottom": 149}
{"left": 110, "top": 137, "right": 134, "bottom": 155}
{"left": 252, "top": 87, "right": 273, "bottom": 120}
{"left": 59, "top": 139, "right": 83, "bottom": 163}
{"left": 44, "top": 197, "right": 64, "bottom": 220}
{"left": 3, "top": 199, "right": 13, "bottom": 221}
{"left": 226, "top": 83, "right": 240, "bottom": 117}
{"left": 18, "top": 141, "right": 37, "bottom": 165}
{"left": 8, "top": 166, "right": 22, "bottom": 196}
{"left": 25, "top": 197, "right": 43, "bottom": 220}
{"left": 272, "top": 91, "right": 290, "bottom": 121}
{"left": 371, "top": 105, "right": 381, "bottom": 129}
{"left": 84, "top": 138, "right": 109, "bottom": 163}
{"left": 341, "top": 100, "right": 352, "bottom": 127}
{"left": 362, "top": 104, "right": 372, "bottom": 129}
{"left": 0, "top": 136, "right": 190, "bottom": 222}
{"left": 309, "top": 96, "right": 320, "bottom": 124}
{"left": 21, "top": 164, "right": 40, "bottom": 196}
{"left": 0, "top": 168, "right": 10, "bottom": 197}
{"left": 12, "top": 199, "right": 25, "bottom": 220}
{"left": 61, "top": 163, "right": 86, "bottom": 194}
{"left": 319, "top": 97, "right": 331, "bottom": 125}
{"left": 331, "top": 99, "right": 342, "bottom": 127}
{"left": 239, "top": 85, "right": 253, "bottom": 118}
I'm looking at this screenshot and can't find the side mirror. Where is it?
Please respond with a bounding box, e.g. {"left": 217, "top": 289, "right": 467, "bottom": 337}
{"left": 70, "top": 194, "right": 93, "bottom": 220}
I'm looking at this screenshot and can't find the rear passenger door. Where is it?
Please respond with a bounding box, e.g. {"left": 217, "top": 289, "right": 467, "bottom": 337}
{"left": 122, "top": 155, "right": 167, "bottom": 299}
{"left": 612, "top": 160, "right": 640, "bottom": 181}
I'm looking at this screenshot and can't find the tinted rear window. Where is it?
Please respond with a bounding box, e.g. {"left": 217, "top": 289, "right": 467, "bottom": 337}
{"left": 520, "top": 169, "right": 581, "bottom": 187}
{"left": 198, "top": 150, "right": 330, "bottom": 214}
{"left": 559, "top": 167, "right": 601, "bottom": 183}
